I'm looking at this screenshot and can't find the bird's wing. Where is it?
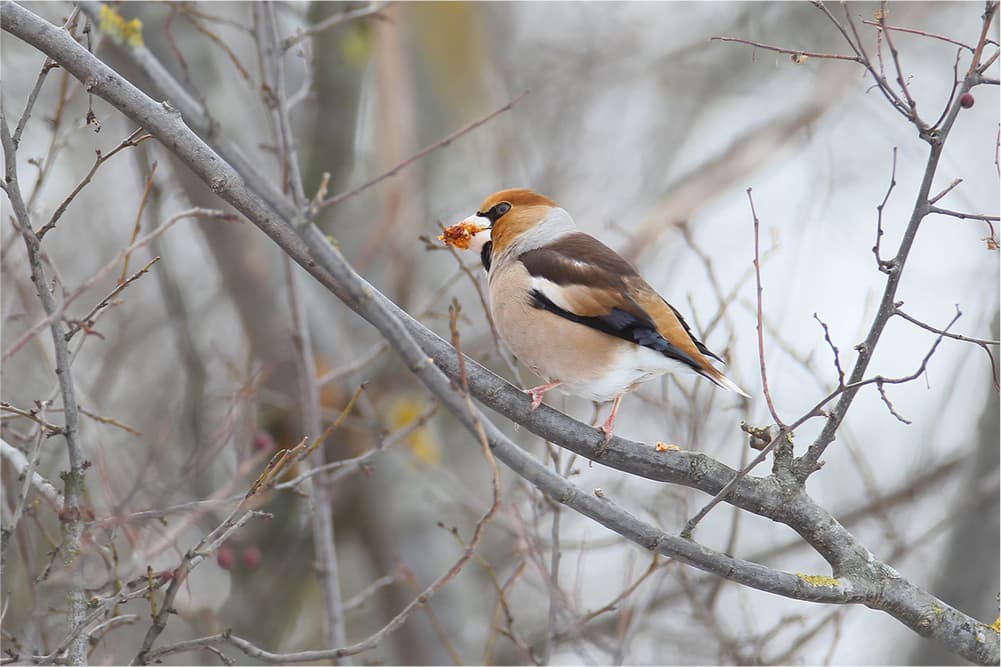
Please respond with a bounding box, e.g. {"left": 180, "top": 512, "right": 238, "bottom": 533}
{"left": 518, "top": 233, "right": 719, "bottom": 376}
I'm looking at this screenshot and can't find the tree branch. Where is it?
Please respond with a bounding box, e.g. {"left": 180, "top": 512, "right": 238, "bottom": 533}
{"left": 1, "top": 72, "right": 88, "bottom": 667}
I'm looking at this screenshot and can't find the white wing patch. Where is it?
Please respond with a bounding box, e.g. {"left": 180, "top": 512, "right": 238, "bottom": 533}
{"left": 529, "top": 276, "right": 576, "bottom": 312}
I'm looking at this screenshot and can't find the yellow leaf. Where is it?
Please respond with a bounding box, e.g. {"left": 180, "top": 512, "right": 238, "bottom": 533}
{"left": 389, "top": 397, "right": 439, "bottom": 465}
{"left": 98, "top": 4, "right": 143, "bottom": 47}
{"left": 123, "top": 17, "right": 144, "bottom": 48}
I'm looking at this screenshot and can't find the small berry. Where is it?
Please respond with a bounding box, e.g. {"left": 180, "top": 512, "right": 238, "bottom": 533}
{"left": 252, "top": 431, "right": 276, "bottom": 452}
{"left": 217, "top": 546, "right": 235, "bottom": 570}
{"left": 241, "top": 546, "right": 262, "bottom": 570}
{"left": 959, "top": 93, "right": 975, "bottom": 109}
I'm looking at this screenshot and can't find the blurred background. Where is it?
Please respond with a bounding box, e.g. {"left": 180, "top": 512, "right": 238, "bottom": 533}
{"left": 2, "top": 1, "right": 998, "bottom": 664}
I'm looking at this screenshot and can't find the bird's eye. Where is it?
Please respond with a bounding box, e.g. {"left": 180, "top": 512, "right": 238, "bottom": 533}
{"left": 478, "top": 202, "right": 512, "bottom": 224}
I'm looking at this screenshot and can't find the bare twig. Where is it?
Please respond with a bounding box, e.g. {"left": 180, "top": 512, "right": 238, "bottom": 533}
{"left": 261, "top": 2, "right": 307, "bottom": 208}
{"left": 282, "top": 254, "right": 349, "bottom": 651}
{"left": 795, "top": 0, "right": 996, "bottom": 478}
{"left": 76, "top": 405, "right": 142, "bottom": 436}
{"left": 263, "top": 0, "right": 349, "bottom": 650}
{"left": 66, "top": 256, "right": 161, "bottom": 342}
{"left": 927, "top": 205, "right": 1000, "bottom": 222}
{"left": 895, "top": 307, "right": 1001, "bottom": 347}
{"left": 3, "top": 208, "right": 230, "bottom": 362}
{"left": 862, "top": 19, "right": 980, "bottom": 53}
{"left": 0, "top": 436, "right": 64, "bottom": 510}
{"left": 282, "top": 1, "right": 390, "bottom": 51}
{"left": 748, "top": 188, "right": 783, "bottom": 427}
{"left": 342, "top": 574, "right": 399, "bottom": 613}
{"left": 119, "top": 161, "right": 158, "bottom": 282}
{"left": 317, "top": 91, "right": 529, "bottom": 212}
{"left": 873, "top": 147, "right": 898, "bottom": 269}
{"left": 928, "top": 177, "right": 963, "bottom": 205}
{"left": 878, "top": 3, "right": 923, "bottom": 126}
{"left": 709, "top": 36, "right": 861, "bottom": 62}
{"left": 0, "top": 400, "right": 63, "bottom": 436}
{"left": 876, "top": 381, "right": 911, "bottom": 424}
{"left": 813, "top": 314, "right": 846, "bottom": 386}
{"left": 1, "top": 92, "right": 89, "bottom": 667}
{"left": 36, "top": 128, "right": 152, "bottom": 240}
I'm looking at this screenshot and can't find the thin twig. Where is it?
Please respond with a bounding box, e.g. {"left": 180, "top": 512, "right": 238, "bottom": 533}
{"left": 876, "top": 381, "right": 911, "bottom": 424}
{"left": 0, "top": 400, "right": 63, "bottom": 436}
{"left": 0, "top": 436, "right": 64, "bottom": 510}
{"left": 120, "top": 161, "right": 158, "bottom": 282}
{"left": 873, "top": 147, "right": 898, "bottom": 269}
{"left": 879, "top": 3, "right": 923, "bottom": 126}
{"left": 748, "top": 188, "right": 783, "bottom": 427}
{"left": 261, "top": 2, "right": 307, "bottom": 208}
{"left": 928, "top": 177, "right": 963, "bottom": 205}
{"left": 36, "top": 128, "right": 152, "bottom": 240}
{"left": 66, "top": 256, "right": 161, "bottom": 342}
{"left": 317, "top": 91, "right": 529, "bottom": 211}
{"left": 862, "top": 19, "right": 979, "bottom": 52}
{"left": 4, "top": 208, "right": 230, "bottom": 362}
{"left": 813, "top": 314, "right": 846, "bottom": 386}
{"left": 927, "top": 205, "right": 999, "bottom": 222}
{"left": 895, "top": 307, "right": 1000, "bottom": 347}
{"left": 710, "top": 36, "right": 861, "bottom": 62}
{"left": 1, "top": 95, "right": 89, "bottom": 667}
{"left": 282, "top": 1, "right": 390, "bottom": 51}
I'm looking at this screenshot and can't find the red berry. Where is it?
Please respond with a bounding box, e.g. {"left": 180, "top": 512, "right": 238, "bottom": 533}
{"left": 241, "top": 546, "right": 262, "bottom": 570}
{"left": 252, "top": 431, "right": 276, "bottom": 452}
{"left": 217, "top": 546, "right": 235, "bottom": 570}
{"left": 959, "top": 93, "right": 975, "bottom": 109}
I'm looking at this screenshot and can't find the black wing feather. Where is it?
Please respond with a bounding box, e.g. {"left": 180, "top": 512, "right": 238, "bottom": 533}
{"left": 529, "top": 289, "right": 704, "bottom": 372}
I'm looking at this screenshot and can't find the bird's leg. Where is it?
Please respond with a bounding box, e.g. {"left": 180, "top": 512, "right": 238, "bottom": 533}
{"left": 525, "top": 380, "right": 562, "bottom": 411}
{"left": 595, "top": 394, "right": 624, "bottom": 455}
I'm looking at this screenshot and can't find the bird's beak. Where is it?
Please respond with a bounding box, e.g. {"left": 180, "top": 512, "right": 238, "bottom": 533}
{"left": 438, "top": 214, "right": 492, "bottom": 252}
{"left": 462, "top": 213, "right": 492, "bottom": 230}
{"left": 461, "top": 215, "right": 493, "bottom": 253}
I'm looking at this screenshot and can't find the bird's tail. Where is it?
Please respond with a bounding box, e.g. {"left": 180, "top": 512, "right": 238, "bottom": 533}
{"left": 702, "top": 367, "right": 751, "bottom": 398}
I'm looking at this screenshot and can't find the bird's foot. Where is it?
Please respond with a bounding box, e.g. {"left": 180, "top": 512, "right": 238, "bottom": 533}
{"left": 595, "top": 422, "right": 615, "bottom": 457}
{"left": 524, "top": 380, "right": 562, "bottom": 412}
{"left": 594, "top": 394, "right": 623, "bottom": 457}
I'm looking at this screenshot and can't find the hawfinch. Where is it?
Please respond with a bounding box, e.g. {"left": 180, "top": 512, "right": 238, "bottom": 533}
{"left": 445, "top": 188, "right": 749, "bottom": 443}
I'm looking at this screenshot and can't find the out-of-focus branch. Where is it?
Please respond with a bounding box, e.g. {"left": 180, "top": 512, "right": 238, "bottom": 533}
{"left": 36, "top": 127, "right": 153, "bottom": 240}
{"left": 259, "top": 1, "right": 349, "bottom": 653}
{"left": 4, "top": 4, "right": 995, "bottom": 663}
{"left": 2, "top": 207, "right": 230, "bottom": 362}
{"left": 0, "top": 436, "right": 64, "bottom": 511}
{"left": 1, "top": 83, "right": 88, "bottom": 667}
{"left": 708, "top": 36, "right": 861, "bottom": 62}
{"left": 282, "top": 1, "right": 390, "bottom": 52}
{"left": 315, "top": 90, "right": 529, "bottom": 213}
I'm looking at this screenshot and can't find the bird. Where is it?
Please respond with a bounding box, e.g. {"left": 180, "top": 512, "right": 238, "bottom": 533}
{"left": 446, "top": 188, "right": 749, "bottom": 444}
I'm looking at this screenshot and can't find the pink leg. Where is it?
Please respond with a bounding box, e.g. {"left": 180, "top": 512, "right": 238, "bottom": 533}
{"left": 599, "top": 394, "right": 624, "bottom": 444}
{"left": 525, "top": 380, "right": 562, "bottom": 411}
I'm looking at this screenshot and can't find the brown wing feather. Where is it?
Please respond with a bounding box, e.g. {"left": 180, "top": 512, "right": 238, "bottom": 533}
{"left": 518, "top": 233, "right": 724, "bottom": 376}
{"left": 625, "top": 277, "right": 721, "bottom": 378}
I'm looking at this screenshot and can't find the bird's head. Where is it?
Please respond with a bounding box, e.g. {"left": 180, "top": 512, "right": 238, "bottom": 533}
{"left": 453, "top": 189, "right": 573, "bottom": 266}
